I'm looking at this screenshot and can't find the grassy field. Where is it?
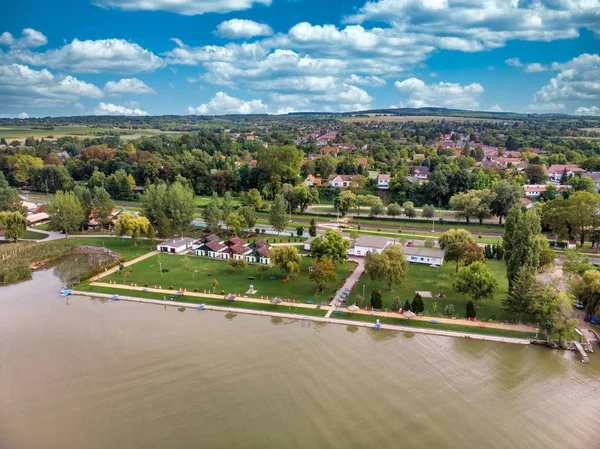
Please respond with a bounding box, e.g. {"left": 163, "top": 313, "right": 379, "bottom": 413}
{"left": 353, "top": 259, "right": 526, "bottom": 323}
{"left": 21, "top": 230, "right": 48, "bottom": 240}
{"left": 351, "top": 217, "right": 505, "bottom": 233}
{"left": 103, "top": 253, "right": 356, "bottom": 302}
{"left": 339, "top": 115, "right": 504, "bottom": 123}
{"left": 0, "top": 126, "right": 176, "bottom": 141}
{"left": 66, "top": 237, "right": 156, "bottom": 261}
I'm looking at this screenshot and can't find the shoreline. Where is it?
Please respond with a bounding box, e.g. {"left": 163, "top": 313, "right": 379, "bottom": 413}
{"left": 71, "top": 290, "right": 546, "bottom": 346}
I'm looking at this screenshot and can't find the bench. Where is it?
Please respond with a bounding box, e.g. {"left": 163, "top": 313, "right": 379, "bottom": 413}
{"left": 365, "top": 305, "right": 374, "bottom": 311}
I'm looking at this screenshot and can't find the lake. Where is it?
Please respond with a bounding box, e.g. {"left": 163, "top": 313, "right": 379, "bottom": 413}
{"left": 1, "top": 254, "right": 599, "bottom": 449}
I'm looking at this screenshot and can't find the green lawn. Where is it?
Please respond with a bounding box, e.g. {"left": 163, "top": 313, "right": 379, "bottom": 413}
{"left": 66, "top": 237, "right": 156, "bottom": 261}
{"left": 102, "top": 254, "right": 356, "bottom": 302}
{"left": 21, "top": 230, "right": 48, "bottom": 240}
{"left": 354, "top": 259, "right": 526, "bottom": 323}
{"left": 351, "top": 217, "right": 505, "bottom": 233}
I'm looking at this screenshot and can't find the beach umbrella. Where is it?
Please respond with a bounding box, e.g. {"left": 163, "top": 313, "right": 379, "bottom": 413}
{"left": 402, "top": 310, "right": 416, "bottom": 319}
{"left": 270, "top": 297, "right": 283, "bottom": 305}
{"left": 224, "top": 294, "right": 236, "bottom": 301}
{"left": 347, "top": 304, "right": 360, "bottom": 316}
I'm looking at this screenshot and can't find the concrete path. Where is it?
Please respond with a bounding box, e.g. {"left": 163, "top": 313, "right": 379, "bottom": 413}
{"left": 94, "top": 250, "right": 158, "bottom": 280}
{"left": 72, "top": 290, "right": 539, "bottom": 345}
{"left": 26, "top": 227, "right": 64, "bottom": 241}
{"left": 325, "top": 257, "right": 365, "bottom": 318}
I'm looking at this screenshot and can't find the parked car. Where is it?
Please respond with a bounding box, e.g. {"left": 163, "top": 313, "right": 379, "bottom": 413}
{"left": 576, "top": 301, "right": 584, "bottom": 310}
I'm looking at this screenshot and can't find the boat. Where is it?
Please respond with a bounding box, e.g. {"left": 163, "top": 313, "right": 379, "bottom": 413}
{"left": 60, "top": 289, "right": 72, "bottom": 297}
{"left": 430, "top": 319, "right": 439, "bottom": 324}
{"left": 32, "top": 262, "right": 46, "bottom": 270}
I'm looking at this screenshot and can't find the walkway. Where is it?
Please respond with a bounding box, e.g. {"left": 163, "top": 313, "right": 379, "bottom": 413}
{"left": 325, "top": 257, "right": 365, "bottom": 318}
{"left": 71, "top": 290, "right": 539, "bottom": 345}
{"left": 94, "top": 250, "right": 158, "bottom": 280}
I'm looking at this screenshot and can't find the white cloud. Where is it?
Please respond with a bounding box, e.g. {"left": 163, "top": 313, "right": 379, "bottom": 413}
{"left": 104, "top": 78, "right": 155, "bottom": 95}
{"left": 574, "top": 106, "right": 600, "bottom": 116}
{"left": 347, "top": 0, "right": 600, "bottom": 51}
{"left": 0, "top": 28, "right": 47, "bottom": 49}
{"left": 394, "top": 78, "right": 484, "bottom": 109}
{"left": 4, "top": 38, "right": 164, "bottom": 74}
{"left": 524, "top": 103, "right": 565, "bottom": 112}
{"left": 346, "top": 74, "right": 386, "bottom": 86}
{"left": 216, "top": 19, "right": 273, "bottom": 39}
{"left": 505, "top": 58, "right": 523, "bottom": 68}
{"left": 0, "top": 112, "right": 29, "bottom": 119}
{"left": 94, "top": 0, "right": 271, "bottom": 15}
{"left": 93, "top": 102, "right": 148, "bottom": 116}
{"left": 489, "top": 105, "right": 503, "bottom": 112}
{"left": 188, "top": 92, "right": 269, "bottom": 115}
{"left": 524, "top": 63, "right": 548, "bottom": 73}
{"left": 0, "top": 64, "right": 103, "bottom": 107}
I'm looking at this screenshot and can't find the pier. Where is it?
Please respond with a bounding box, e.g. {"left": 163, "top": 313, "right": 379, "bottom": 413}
{"left": 573, "top": 341, "right": 589, "bottom": 363}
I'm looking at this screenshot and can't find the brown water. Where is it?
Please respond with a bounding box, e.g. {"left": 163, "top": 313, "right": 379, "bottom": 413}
{"left": 1, "top": 255, "right": 599, "bottom": 449}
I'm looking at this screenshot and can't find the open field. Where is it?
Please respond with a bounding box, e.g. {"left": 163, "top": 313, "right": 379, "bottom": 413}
{"left": 353, "top": 259, "right": 525, "bottom": 323}
{"left": 67, "top": 237, "right": 156, "bottom": 261}
{"left": 339, "top": 115, "right": 505, "bottom": 123}
{"left": 21, "top": 230, "right": 48, "bottom": 240}
{"left": 102, "top": 253, "right": 356, "bottom": 302}
{"left": 581, "top": 128, "right": 600, "bottom": 132}
{"left": 0, "top": 126, "right": 178, "bottom": 141}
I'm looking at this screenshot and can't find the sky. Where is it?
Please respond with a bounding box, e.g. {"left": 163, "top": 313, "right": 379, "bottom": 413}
{"left": 0, "top": 0, "right": 599, "bottom": 118}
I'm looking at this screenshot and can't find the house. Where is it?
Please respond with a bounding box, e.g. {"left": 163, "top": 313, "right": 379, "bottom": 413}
{"left": 523, "top": 184, "right": 567, "bottom": 198}
{"left": 403, "top": 247, "right": 445, "bottom": 266}
{"left": 196, "top": 234, "right": 270, "bottom": 264}
{"left": 304, "top": 174, "right": 321, "bottom": 187}
{"left": 338, "top": 143, "right": 356, "bottom": 151}
{"left": 436, "top": 140, "right": 456, "bottom": 149}
{"left": 378, "top": 173, "right": 390, "bottom": 189}
{"left": 327, "top": 174, "right": 354, "bottom": 188}
{"left": 497, "top": 157, "right": 523, "bottom": 168}
{"left": 583, "top": 172, "right": 600, "bottom": 190}
{"left": 304, "top": 237, "right": 315, "bottom": 252}
{"left": 320, "top": 146, "right": 340, "bottom": 156}
{"left": 567, "top": 240, "right": 577, "bottom": 249}
{"left": 157, "top": 237, "right": 196, "bottom": 254}
{"left": 413, "top": 153, "right": 425, "bottom": 160}
{"left": 246, "top": 240, "right": 271, "bottom": 264}
{"left": 26, "top": 212, "right": 49, "bottom": 226}
{"left": 347, "top": 235, "right": 393, "bottom": 256}
{"left": 195, "top": 234, "right": 227, "bottom": 258}
{"left": 412, "top": 166, "right": 430, "bottom": 180}
{"left": 356, "top": 157, "right": 368, "bottom": 170}
{"left": 544, "top": 164, "right": 585, "bottom": 181}
{"left": 521, "top": 198, "right": 534, "bottom": 209}
{"left": 245, "top": 135, "right": 255, "bottom": 141}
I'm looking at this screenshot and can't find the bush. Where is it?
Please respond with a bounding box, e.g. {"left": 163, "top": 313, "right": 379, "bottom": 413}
{"left": 193, "top": 288, "right": 199, "bottom": 292}
{"left": 169, "top": 285, "right": 174, "bottom": 290}
{"left": 403, "top": 299, "right": 411, "bottom": 311}
{"left": 370, "top": 289, "right": 383, "bottom": 309}
{"left": 466, "top": 300, "right": 476, "bottom": 318}
{"left": 144, "top": 283, "right": 149, "bottom": 287}
{"left": 444, "top": 304, "right": 455, "bottom": 316}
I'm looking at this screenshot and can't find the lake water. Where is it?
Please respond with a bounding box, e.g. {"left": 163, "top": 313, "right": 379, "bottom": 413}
{"left": 1, "top": 254, "right": 599, "bottom": 449}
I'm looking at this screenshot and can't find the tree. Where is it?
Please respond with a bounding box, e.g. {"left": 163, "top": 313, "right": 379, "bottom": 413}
{"left": 0, "top": 182, "right": 27, "bottom": 215}
{"left": 369, "top": 198, "right": 385, "bottom": 218}
{"left": 310, "top": 229, "right": 350, "bottom": 265}
{"left": 238, "top": 206, "right": 256, "bottom": 231}
{"left": 570, "top": 269, "right": 600, "bottom": 319}
{"left": 212, "top": 279, "right": 219, "bottom": 292}
{"left": 402, "top": 201, "right": 416, "bottom": 219}
{"left": 567, "top": 191, "right": 600, "bottom": 246}
{"left": 530, "top": 283, "right": 577, "bottom": 344}
{"left": 387, "top": 203, "right": 402, "bottom": 217}
{"left": 0, "top": 211, "right": 27, "bottom": 242}
{"left": 140, "top": 182, "right": 195, "bottom": 236}
{"left": 226, "top": 212, "right": 245, "bottom": 237}
{"left": 463, "top": 242, "right": 485, "bottom": 265}
{"left": 438, "top": 229, "right": 475, "bottom": 272}
{"left": 47, "top": 190, "right": 85, "bottom": 238}
{"left": 449, "top": 191, "right": 478, "bottom": 223}
{"left": 503, "top": 205, "right": 544, "bottom": 286}
{"left": 491, "top": 180, "right": 521, "bottom": 224}
{"left": 73, "top": 184, "right": 93, "bottom": 226}
{"left": 114, "top": 212, "right": 151, "bottom": 245}
{"left": 364, "top": 245, "right": 409, "bottom": 291}
{"left": 91, "top": 187, "right": 114, "bottom": 229}
{"left": 411, "top": 294, "right": 424, "bottom": 313}
{"left": 309, "top": 218, "right": 318, "bottom": 237}
{"left": 258, "top": 145, "right": 304, "bottom": 183}
{"left": 204, "top": 192, "right": 222, "bottom": 234}
{"left": 269, "top": 194, "right": 287, "bottom": 234}
{"left": 503, "top": 265, "right": 536, "bottom": 323}
{"left": 257, "top": 264, "right": 269, "bottom": 280}
{"left": 422, "top": 204, "right": 435, "bottom": 219}
{"left": 334, "top": 190, "right": 357, "bottom": 216}
{"left": 309, "top": 258, "right": 337, "bottom": 295}
{"left": 370, "top": 289, "right": 383, "bottom": 309}
{"left": 246, "top": 188, "right": 263, "bottom": 209}
{"left": 453, "top": 262, "right": 498, "bottom": 303}
{"left": 293, "top": 184, "right": 316, "bottom": 212}
{"left": 465, "top": 300, "right": 476, "bottom": 319}
{"left": 228, "top": 258, "right": 247, "bottom": 271}
{"left": 296, "top": 226, "right": 304, "bottom": 237}
{"left": 270, "top": 246, "right": 301, "bottom": 281}
{"left": 29, "top": 165, "right": 74, "bottom": 193}
{"left": 524, "top": 165, "right": 547, "bottom": 184}
{"left": 7, "top": 154, "right": 43, "bottom": 186}
{"left": 222, "top": 191, "right": 234, "bottom": 219}
{"left": 403, "top": 299, "right": 411, "bottom": 311}
{"left": 315, "top": 154, "right": 337, "bottom": 178}
{"left": 569, "top": 174, "right": 596, "bottom": 193}
{"left": 106, "top": 169, "right": 132, "bottom": 200}
{"left": 444, "top": 304, "right": 455, "bottom": 317}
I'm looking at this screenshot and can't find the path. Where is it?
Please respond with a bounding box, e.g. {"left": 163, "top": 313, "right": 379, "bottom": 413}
{"left": 325, "top": 257, "right": 365, "bottom": 318}
{"left": 94, "top": 250, "right": 158, "bottom": 280}
{"left": 26, "top": 227, "right": 64, "bottom": 241}
{"left": 71, "top": 290, "right": 539, "bottom": 345}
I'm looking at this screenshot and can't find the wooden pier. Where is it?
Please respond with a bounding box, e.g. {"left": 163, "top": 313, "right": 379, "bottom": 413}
{"left": 573, "top": 341, "right": 589, "bottom": 363}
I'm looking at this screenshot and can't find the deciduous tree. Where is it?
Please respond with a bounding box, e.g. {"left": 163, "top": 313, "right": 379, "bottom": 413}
{"left": 0, "top": 211, "right": 27, "bottom": 242}
{"left": 364, "top": 245, "right": 408, "bottom": 291}
{"left": 271, "top": 246, "right": 300, "bottom": 281}
{"left": 309, "top": 258, "right": 337, "bottom": 295}
{"left": 47, "top": 190, "right": 85, "bottom": 239}
{"left": 453, "top": 261, "right": 498, "bottom": 303}
{"left": 310, "top": 229, "right": 349, "bottom": 265}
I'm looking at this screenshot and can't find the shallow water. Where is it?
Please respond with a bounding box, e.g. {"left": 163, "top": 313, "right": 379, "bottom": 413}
{"left": 1, "top": 255, "right": 599, "bottom": 449}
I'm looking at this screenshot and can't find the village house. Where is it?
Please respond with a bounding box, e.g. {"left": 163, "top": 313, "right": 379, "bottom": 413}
{"left": 412, "top": 166, "right": 430, "bottom": 180}
{"left": 584, "top": 172, "right": 600, "bottom": 190}
{"left": 523, "top": 184, "right": 565, "bottom": 198}
{"left": 436, "top": 140, "right": 456, "bottom": 149}
{"left": 521, "top": 198, "right": 534, "bottom": 209}
{"left": 403, "top": 247, "right": 445, "bottom": 266}
{"left": 328, "top": 174, "right": 355, "bottom": 188}
{"left": 320, "top": 146, "right": 340, "bottom": 157}
{"left": 26, "top": 212, "right": 49, "bottom": 226}
{"left": 304, "top": 174, "right": 321, "bottom": 187}
{"left": 378, "top": 173, "right": 390, "bottom": 189}
{"left": 195, "top": 234, "right": 271, "bottom": 264}
{"left": 157, "top": 237, "right": 196, "bottom": 254}
{"left": 544, "top": 164, "right": 586, "bottom": 181}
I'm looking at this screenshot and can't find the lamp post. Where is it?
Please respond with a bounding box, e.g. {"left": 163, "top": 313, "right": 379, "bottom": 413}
{"left": 362, "top": 284, "right": 365, "bottom": 303}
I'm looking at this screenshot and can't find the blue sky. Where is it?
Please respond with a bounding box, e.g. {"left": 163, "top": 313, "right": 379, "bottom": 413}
{"left": 1, "top": 0, "right": 599, "bottom": 117}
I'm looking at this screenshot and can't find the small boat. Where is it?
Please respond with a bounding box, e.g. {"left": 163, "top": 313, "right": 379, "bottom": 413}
{"left": 32, "top": 262, "right": 46, "bottom": 270}
{"left": 60, "top": 289, "right": 72, "bottom": 297}
{"left": 430, "top": 319, "right": 439, "bottom": 324}
{"left": 110, "top": 294, "right": 119, "bottom": 301}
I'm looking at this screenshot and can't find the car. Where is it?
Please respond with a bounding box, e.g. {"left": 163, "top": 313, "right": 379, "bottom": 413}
{"left": 575, "top": 301, "right": 584, "bottom": 310}
{"left": 406, "top": 241, "right": 413, "bottom": 247}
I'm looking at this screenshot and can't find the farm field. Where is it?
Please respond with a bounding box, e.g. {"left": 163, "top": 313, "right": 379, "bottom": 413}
{"left": 339, "top": 115, "right": 505, "bottom": 123}
{"left": 0, "top": 126, "right": 178, "bottom": 141}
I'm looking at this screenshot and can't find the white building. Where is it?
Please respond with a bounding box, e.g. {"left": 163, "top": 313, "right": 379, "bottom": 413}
{"left": 403, "top": 247, "right": 444, "bottom": 266}
{"left": 157, "top": 237, "right": 196, "bottom": 254}
{"left": 328, "top": 174, "right": 354, "bottom": 188}
{"left": 378, "top": 173, "right": 390, "bottom": 189}
{"left": 347, "top": 235, "right": 393, "bottom": 256}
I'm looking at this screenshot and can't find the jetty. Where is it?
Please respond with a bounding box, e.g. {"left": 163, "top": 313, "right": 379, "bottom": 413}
{"left": 573, "top": 341, "right": 589, "bottom": 363}
{"left": 70, "top": 290, "right": 543, "bottom": 346}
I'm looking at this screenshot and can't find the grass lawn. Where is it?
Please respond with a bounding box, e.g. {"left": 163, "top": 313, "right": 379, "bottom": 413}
{"left": 354, "top": 259, "right": 528, "bottom": 323}
{"left": 66, "top": 237, "right": 156, "bottom": 261}
{"left": 351, "top": 217, "right": 505, "bottom": 233}
{"left": 103, "top": 254, "right": 356, "bottom": 302}
{"left": 21, "top": 230, "right": 48, "bottom": 240}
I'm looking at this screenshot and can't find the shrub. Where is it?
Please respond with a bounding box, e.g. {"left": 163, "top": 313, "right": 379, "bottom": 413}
{"left": 466, "top": 300, "right": 476, "bottom": 318}
{"left": 193, "top": 288, "right": 199, "bottom": 292}
{"left": 144, "top": 283, "right": 149, "bottom": 287}
{"left": 169, "top": 285, "right": 174, "bottom": 290}
{"left": 370, "top": 289, "right": 383, "bottom": 309}
{"left": 444, "top": 304, "right": 455, "bottom": 316}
